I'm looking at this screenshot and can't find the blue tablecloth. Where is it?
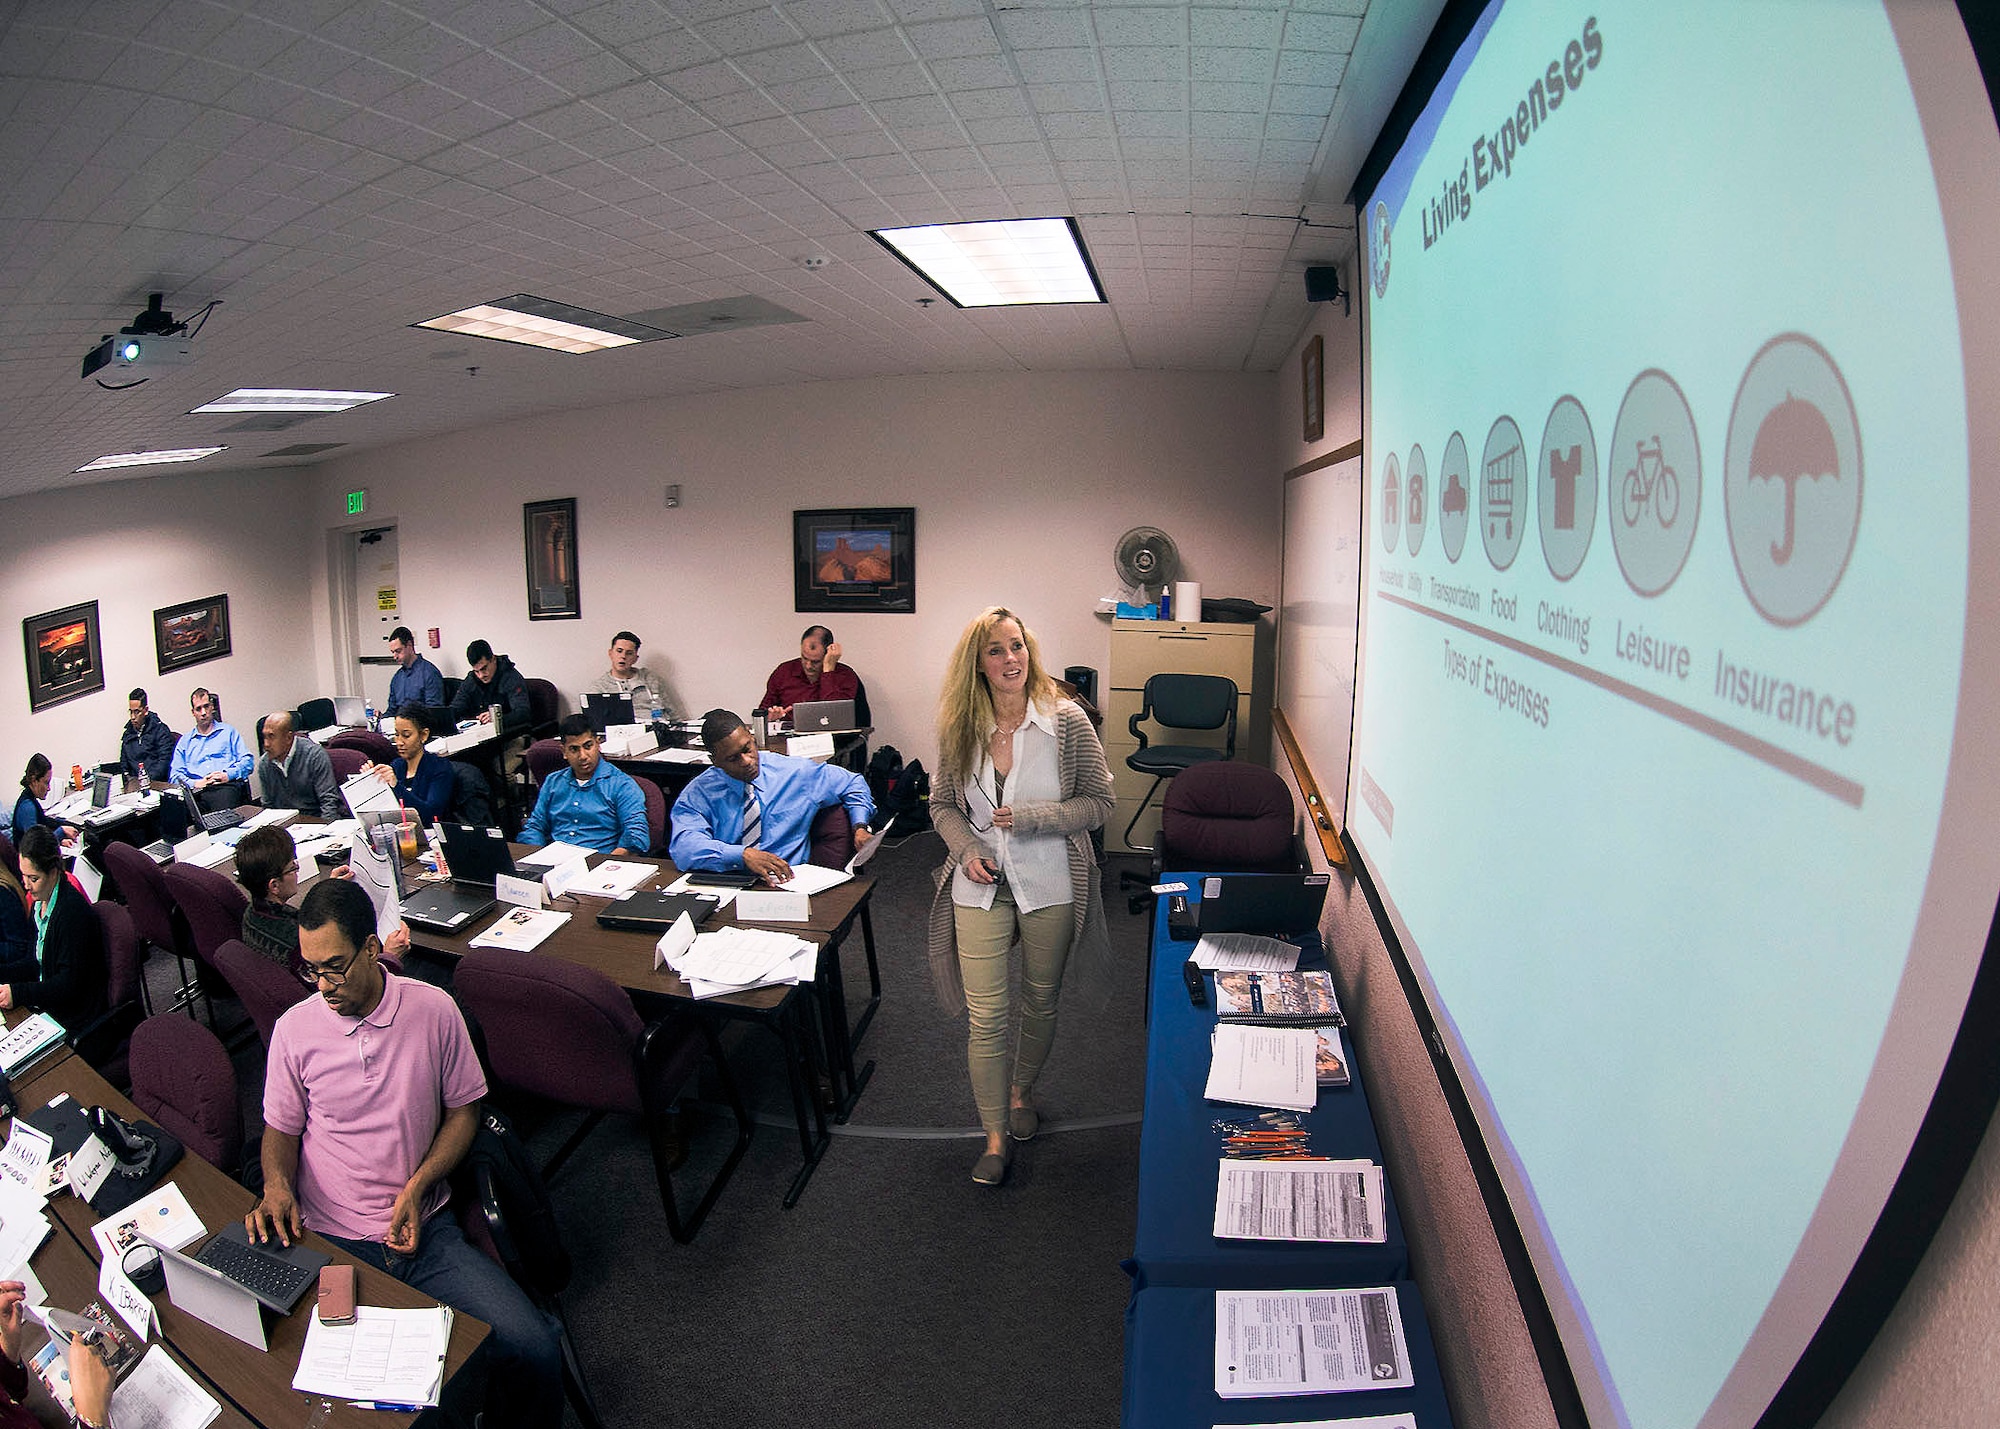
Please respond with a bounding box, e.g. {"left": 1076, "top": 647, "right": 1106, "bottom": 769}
{"left": 1123, "top": 1282, "right": 1456, "bottom": 1428}
{"left": 1128, "top": 877, "right": 1409, "bottom": 1290}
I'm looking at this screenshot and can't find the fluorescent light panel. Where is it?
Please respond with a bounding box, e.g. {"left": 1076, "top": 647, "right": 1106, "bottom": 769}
{"left": 76, "top": 446, "right": 226, "bottom": 472}
{"left": 870, "top": 218, "right": 1106, "bottom": 307}
{"left": 191, "top": 388, "right": 394, "bottom": 414}
{"left": 413, "top": 294, "right": 674, "bottom": 353}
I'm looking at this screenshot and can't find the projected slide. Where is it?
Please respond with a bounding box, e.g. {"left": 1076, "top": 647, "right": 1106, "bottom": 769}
{"left": 1351, "top": 4, "right": 2000, "bottom": 1428}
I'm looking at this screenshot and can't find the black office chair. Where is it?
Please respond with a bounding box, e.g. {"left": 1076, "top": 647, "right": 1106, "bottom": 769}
{"left": 296, "top": 697, "right": 336, "bottom": 730}
{"left": 1121, "top": 672, "right": 1238, "bottom": 853}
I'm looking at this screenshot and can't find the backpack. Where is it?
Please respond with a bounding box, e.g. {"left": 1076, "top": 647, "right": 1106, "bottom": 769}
{"left": 884, "top": 758, "right": 931, "bottom": 833}
{"left": 865, "top": 745, "right": 904, "bottom": 808}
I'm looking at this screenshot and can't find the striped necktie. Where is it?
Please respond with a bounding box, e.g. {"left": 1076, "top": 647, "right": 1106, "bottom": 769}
{"left": 740, "top": 786, "right": 762, "bottom": 847}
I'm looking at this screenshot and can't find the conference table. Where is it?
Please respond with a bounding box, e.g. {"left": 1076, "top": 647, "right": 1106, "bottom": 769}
{"left": 4, "top": 1042, "right": 488, "bottom": 1429}
{"left": 1123, "top": 875, "right": 1455, "bottom": 1428}
{"left": 399, "top": 845, "right": 881, "bottom": 1207}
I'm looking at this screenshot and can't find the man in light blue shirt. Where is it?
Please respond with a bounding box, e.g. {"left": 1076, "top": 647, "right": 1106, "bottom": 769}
{"left": 671, "top": 708, "right": 874, "bottom": 884}
{"left": 170, "top": 687, "right": 253, "bottom": 795}
{"left": 386, "top": 626, "right": 444, "bottom": 711}
{"left": 520, "top": 715, "right": 650, "bottom": 855}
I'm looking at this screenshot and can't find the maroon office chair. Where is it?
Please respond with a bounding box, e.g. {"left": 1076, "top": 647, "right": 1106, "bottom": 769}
{"left": 160, "top": 863, "right": 250, "bottom": 1033}
{"left": 327, "top": 729, "right": 395, "bottom": 765}
{"left": 522, "top": 679, "right": 561, "bottom": 741}
{"left": 1157, "top": 761, "right": 1300, "bottom": 873}
{"left": 212, "top": 939, "right": 310, "bottom": 1047}
{"left": 100, "top": 842, "right": 197, "bottom": 1018}
{"left": 808, "top": 804, "right": 855, "bottom": 870}
{"left": 327, "top": 746, "right": 369, "bottom": 780}
{"left": 523, "top": 739, "right": 565, "bottom": 790}
{"left": 129, "top": 1013, "right": 244, "bottom": 1176}
{"left": 637, "top": 778, "right": 665, "bottom": 856}
{"left": 453, "top": 949, "right": 751, "bottom": 1243}
{"left": 71, "top": 901, "right": 146, "bottom": 1085}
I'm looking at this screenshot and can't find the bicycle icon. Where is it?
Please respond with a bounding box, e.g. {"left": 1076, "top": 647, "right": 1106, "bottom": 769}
{"left": 1622, "top": 437, "right": 1680, "bottom": 529}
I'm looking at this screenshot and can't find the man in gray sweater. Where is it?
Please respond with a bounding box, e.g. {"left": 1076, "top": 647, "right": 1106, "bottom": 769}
{"left": 257, "top": 711, "right": 343, "bottom": 818}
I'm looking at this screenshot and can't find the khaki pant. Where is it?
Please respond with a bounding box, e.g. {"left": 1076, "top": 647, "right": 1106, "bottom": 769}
{"left": 954, "top": 888, "right": 1074, "bottom": 1137}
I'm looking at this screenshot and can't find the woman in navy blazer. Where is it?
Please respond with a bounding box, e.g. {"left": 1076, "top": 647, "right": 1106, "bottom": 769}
{"left": 1, "top": 826, "right": 106, "bottom": 1030}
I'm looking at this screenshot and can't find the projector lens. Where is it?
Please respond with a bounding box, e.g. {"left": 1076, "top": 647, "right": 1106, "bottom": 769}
{"left": 118, "top": 339, "right": 141, "bottom": 361}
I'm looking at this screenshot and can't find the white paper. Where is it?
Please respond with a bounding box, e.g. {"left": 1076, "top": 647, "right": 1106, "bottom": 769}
{"left": 241, "top": 807, "right": 299, "bottom": 830}
{"left": 774, "top": 862, "right": 851, "bottom": 896}
{"left": 0, "top": 1179, "right": 51, "bottom": 1272}
{"left": 665, "top": 925, "right": 815, "bottom": 996}
{"left": 494, "top": 873, "right": 545, "bottom": 910}
{"left": 1214, "top": 1288, "right": 1413, "bottom": 1397}
{"left": 514, "top": 841, "right": 593, "bottom": 873}
{"left": 91, "top": 1183, "right": 206, "bottom": 1260}
{"left": 653, "top": 913, "right": 698, "bottom": 971}
{"left": 563, "top": 860, "right": 654, "bottom": 898}
{"left": 292, "top": 1304, "right": 452, "bottom": 1405}
{"left": 1214, "top": 1160, "right": 1386, "bottom": 1243}
{"left": 65, "top": 1136, "right": 115, "bottom": 1202}
{"left": 467, "top": 907, "right": 571, "bottom": 952}
{"left": 1192, "top": 932, "right": 1305, "bottom": 973}
{"left": 644, "top": 747, "right": 709, "bottom": 765}
{"left": 665, "top": 873, "right": 737, "bottom": 909}
{"left": 346, "top": 837, "right": 403, "bottom": 939}
{"left": 0, "top": 1013, "right": 66, "bottom": 1077}
{"left": 845, "top": 815, "right": 895, "bottom": 872}
{"left": 118, "top": 1345, "right": 223, "bottom": 1429}
{"left": 539, "top": 853, "right": 593, "bottom": 901}
{"left": 0, "top": 1122, "right": 52, "bottom": 1195}
{"left": 340, "top": 770, "right": 400, "bottom": 818}
{"left": 733, "top": 888, "right": 810, "bottom": 923}
{"left": 98, "top": 1246, "right": 154, "bottom": 1340}
{"left": 8, "top": 1264, "right": 45, "bottom": 1310}
{"left": 784, "top": 731, "right": 836, "bottom": 760}
{"left": 1204, "top": 1024, "right": 1320, "bottom": 1112}
{"left": 1153, "top": 880, "right": 1190, "bottom": 894}
{"left": 425, "top": 725, "right": 495, "bottom": 756}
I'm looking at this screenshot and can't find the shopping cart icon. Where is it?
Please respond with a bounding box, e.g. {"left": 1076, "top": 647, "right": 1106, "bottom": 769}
{"left": 1485, "top": 441, "right": 1522, "bottom": 539}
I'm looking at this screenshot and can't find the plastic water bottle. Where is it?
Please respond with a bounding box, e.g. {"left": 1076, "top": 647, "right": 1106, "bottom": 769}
{"left": 363, "top": 698, "right": 375, "bottom": 728}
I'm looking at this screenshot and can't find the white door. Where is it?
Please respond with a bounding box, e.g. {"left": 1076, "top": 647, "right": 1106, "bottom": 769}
{"left": 349, "top": 527, "right": 400, "bottom": 710}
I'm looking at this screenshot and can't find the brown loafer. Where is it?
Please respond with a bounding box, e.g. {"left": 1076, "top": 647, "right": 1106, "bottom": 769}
{"left": 971, "top": 1149, "right": 1009, "bottom": 1185}
{"left": 1007, "top": 1105, "right": 1039, "bottom": 1142}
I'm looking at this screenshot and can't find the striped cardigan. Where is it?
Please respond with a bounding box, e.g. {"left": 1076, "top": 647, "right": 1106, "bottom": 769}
{"left": 925, "top": 697, "right": 1116, "bottom": 1014}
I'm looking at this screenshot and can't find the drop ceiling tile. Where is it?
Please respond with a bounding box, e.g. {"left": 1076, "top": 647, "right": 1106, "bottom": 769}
{"left": 799, "top": 104, "right": 884, "bottom": 138}
{"left": 906, "top": 16, "right": 999, "bottom": 59}
{"left": 817, "top": 28, "right": 917, "bottom": 68}
{"left": 322, "top": 59, "right": 412, "bottom": 106}
{"left": 1192, "top": 9, "right": 1283, "bottom": 49}
{"left": 781, "top": 0, "right": 894, "bottom": 40}
{"left": 1095, "top": 7, "right": 1184, "bottom": 45}
{"left": 927, "top": 55, "right": 1014, "bottom": 90}
{"left": 1103, "top": 46, "right": 1185, "bottom": 81}
{"left": 1116, "top": 110, "right": 1188, "bottom": 138}
{"left": 1191, "top": 46, "right": 1271, "bottom": 83}
{"left": 949, "top": 86, "right": 1032, "bottom": 121}
{"left": 1106, "top": 80, "right": 1182, "bottom": 110}
{"left": 730, "top": 112, "right": 811, "bottom": 145}
{"left": 1275, "top": 51, "right": 1345, "bottom": 86}
{"left": 1012, "top": 47, "right": 1097, "bottom": 85}
{"left": 435, "top": 0, "right": 552, "bottom": 48}
{"left": 570, "top": 0, "right": 682, "bottom": 48}
{"left": 995, "top": 9, "right": 1089, "bottom": 48}
{"left": 697, "top": 8, "right": 804, "bottom": 54}
{"left": 1281, "top": 11, "right": 1362, "bottom": 52}
{"left": 764, "top": 74, "right": 860, "bottom": 110}
{"left": 735, "top": 43, "right": 832, "bottom": 85}
{"left": 544, "top": 51, "right": 648, "bottom": 94}
{"left": 661, "top": 59, "right": 753, "bottom": 99}
{"left": 962, "top": 114, "right": 1039, "bottom": 143}
{"left": 619, "top": 28, "right": 723, "bottom": 71}
{"left": 1038, "top": 110, "right": 1110, "bottom": 138}
{"left": 884, "top": 0, "right": 986, "bottom": 21}
{"left": 1028, "top": 81, "right": 1103, "bottom": 113}
{"left": 872, "top": 92, "right": 955, "bottom": 127}
{"left": 1268, "top": 83, "right": 1335, "bottom": 114}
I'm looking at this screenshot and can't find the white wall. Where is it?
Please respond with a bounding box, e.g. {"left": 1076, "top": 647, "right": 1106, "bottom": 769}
{"left": 0, "top": 467, "right": 315, "bottom": 782}
{"left": 303, "top": 369, "right": 1280, "bottom": 770}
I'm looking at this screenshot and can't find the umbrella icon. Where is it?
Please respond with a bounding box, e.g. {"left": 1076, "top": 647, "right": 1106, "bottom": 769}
{"left": 1749, "top": 392, "right": 1838, "bottom": 566}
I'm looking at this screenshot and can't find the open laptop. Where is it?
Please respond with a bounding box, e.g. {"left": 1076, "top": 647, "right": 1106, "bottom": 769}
{"left": 1195, "top": 872, "right": 1331, "bottom": 937}
{"left": 175, "top": 780, "right": 243, "bottom": 832}
{"left": 331, "top": 694, "right": 367, "bottom": 728}
{"left": 398, "top": 823, "right": 517, "bottom": 932}
{"left": 582, "top": 692, "right": 634, "bottom": 733}
{"left": 145, "top": 1223, "right": 330, "bottom": 1350}
{"left": 789, "top": 698, "right": 856, "bottom": 732}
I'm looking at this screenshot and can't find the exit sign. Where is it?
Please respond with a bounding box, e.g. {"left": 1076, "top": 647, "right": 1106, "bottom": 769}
{"left": 346, "top": 488, "right": 367, "bottom": 516}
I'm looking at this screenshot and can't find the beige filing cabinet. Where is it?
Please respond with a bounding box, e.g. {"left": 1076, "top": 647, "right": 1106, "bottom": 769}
{"left": 1106, "top": 618, "right": 1257, "bottom": 854}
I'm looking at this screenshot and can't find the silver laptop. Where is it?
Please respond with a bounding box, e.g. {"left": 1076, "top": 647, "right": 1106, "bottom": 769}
{"left": 144, "top": 1223, "right": 330, "bottom": 1350}
{"left": 789, "top": 698, "right": 856, "bottom": 732}
{"left": 332, "top": 695, "right": 367, "bottom": 727}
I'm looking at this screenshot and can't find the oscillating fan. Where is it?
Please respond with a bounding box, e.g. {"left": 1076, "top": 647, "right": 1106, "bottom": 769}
{"left": 1113, "top": 526, "right": 1181, "bottom": 604}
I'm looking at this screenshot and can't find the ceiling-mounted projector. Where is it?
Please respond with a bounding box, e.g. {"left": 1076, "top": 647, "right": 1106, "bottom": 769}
{"left": 81, "top": 293, "right": 195, "bottom": 382}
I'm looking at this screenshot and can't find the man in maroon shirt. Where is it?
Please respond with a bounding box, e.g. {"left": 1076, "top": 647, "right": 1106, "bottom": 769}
{"left": 760, "top": 624, "right": 862, "bottom": 721}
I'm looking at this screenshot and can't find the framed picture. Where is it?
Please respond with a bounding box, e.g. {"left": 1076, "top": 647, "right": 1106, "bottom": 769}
{"left": 524, "top": 497, "right": 581, "bottom": 621}
{"left": 793, "top": 507, "right": 915, "bottom": 614}
{"left": 23, "top": 601, "right": 104, "bottom": 712}
{"left": 1302, "top": 333, "right": 1325, "bottom": 442}
{"left": 154, "top": 593, "right": 232, "bottom": 674}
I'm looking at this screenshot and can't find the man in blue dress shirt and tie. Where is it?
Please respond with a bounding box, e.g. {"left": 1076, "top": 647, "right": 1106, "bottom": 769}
{"left": 519, "top": 715, "right": 650, "bottom": 855}
{"left": 670, "top": 708, "right": 874, "bottom": 884}
{"left": 170, "top": 687, "right": 253, "bottom": 810}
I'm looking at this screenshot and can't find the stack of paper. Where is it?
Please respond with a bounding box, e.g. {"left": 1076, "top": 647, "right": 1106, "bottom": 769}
{"left": 170, "top": 835, "right": 235, "bottom": 870}
{"left": 239, "top": 807, "right": 298, "bottom": 830}
{"left": 0, "top": 1013, "right": 67, "bottom": 1079}
{"left": 600, "top": 725, "right": 657, "bottom": 757}
{"left": 664, "top": 872, "right": 739, "bottom": 908}
{"left": 656, "top": 920, "right": 816, "bottom": 998}
{"left": 293, "top": 1304, "right": 453, "bottom": 1408}
{"left": 1214, "top": 1288, "right": 1412, "bottom": 1398}
{"left": 91, "top": 1184, "right": 206, "bottom": 1259}
{"left": 0, "top": 1177, "right": 51, "bottom": 1276}
{"left": 644, "top": 747, "right": 709, "bottom": 765}
{"left": 1213, "top": 1159, "right": 1386, "bottom": 1242}
{"left": 427, "top": 725, "right": 494, "bottom": 756}
{"left": 1190, "top": 932, "right": 1303, "bottom": 973}
{"left": 468, "top": 907, "right": 571, "bottom": 952}
{"left": 564, "top": 860, "right": 654, "bottom": 898}
{"left": 1204, "top": 1023, "right": 1320, "bottom": 1112}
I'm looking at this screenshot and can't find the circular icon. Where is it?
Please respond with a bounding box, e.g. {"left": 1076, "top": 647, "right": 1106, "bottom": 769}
{"left": 1608, "top": 369, "right": 1702, "bottom": 597}
{"left": 1380, "top": 451, "right": 1401, "bottom": 553}
{"left": 1404, "top": 444, "right": 1428, "bottom": 556}
{"left": 1478, "top": 416, "right": 1527, "bottom": 571}
{"left": 1438, "top": 431, "right": 1470, "bottom": 563}
{"left": 1370, "top": 202, "right": 1391, "bottom": 299}
{"left": 1536, "top": 396, "right": 1597, "bottom": 582}
{"left": 1723, "top": 334, "right": 1862, "bottom": 626}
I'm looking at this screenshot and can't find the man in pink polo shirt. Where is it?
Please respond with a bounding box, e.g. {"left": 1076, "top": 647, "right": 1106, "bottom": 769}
{"left": 248, "top": 879, "right": 559, "bottom": 1429}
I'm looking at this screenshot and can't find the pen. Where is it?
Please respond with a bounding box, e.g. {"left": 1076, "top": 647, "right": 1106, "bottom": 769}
{"left": 351, "top": 1403, "right": 427, "bottom": 1413}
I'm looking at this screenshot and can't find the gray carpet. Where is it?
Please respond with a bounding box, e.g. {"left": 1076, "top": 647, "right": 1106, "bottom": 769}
{"left": 189, "top": 834, "right": 1157, "bottom": 1429}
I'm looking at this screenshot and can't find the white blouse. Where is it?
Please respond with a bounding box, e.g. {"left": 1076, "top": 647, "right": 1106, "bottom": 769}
{"left": 949, "top": 701, "right": 1071, "bottom": 914}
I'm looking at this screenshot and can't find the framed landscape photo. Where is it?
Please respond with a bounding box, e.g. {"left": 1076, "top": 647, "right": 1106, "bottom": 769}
{"left": 524, "top": 497, "right": 581, "bottom": 620}
{"left": 154, "top": 593, "right": 232, "bottom": 674}
{"left": 793, "top": 507, "right": 915, "bottom": 614}
{"left": 23, "top": 601, "right": 104, "bottom": 712}
{"left": 1302, "top": 333, "right": 1325, "bottom": 442}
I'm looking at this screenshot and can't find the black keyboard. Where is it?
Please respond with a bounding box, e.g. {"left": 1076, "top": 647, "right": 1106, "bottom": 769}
{"left": 196, "top": 1234, "right": 312, "bottom": 1303}
{"left": 197, "top": 805, "right": 243, "bottom": 832}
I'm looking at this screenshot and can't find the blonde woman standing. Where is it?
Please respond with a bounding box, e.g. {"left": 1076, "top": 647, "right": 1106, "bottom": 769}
{"left": 928, "top": 607, "right": 1113, "bottom": 1185}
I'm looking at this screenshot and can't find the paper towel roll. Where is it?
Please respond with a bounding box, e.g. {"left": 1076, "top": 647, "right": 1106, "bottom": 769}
{"left": 1174, "top": 581, "right": 1203, "bottom": 621}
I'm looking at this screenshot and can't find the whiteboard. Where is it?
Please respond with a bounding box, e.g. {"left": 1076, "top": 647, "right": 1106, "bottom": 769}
{"left": 1277, "top": 453, "right": 1362, "bottom": 826}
